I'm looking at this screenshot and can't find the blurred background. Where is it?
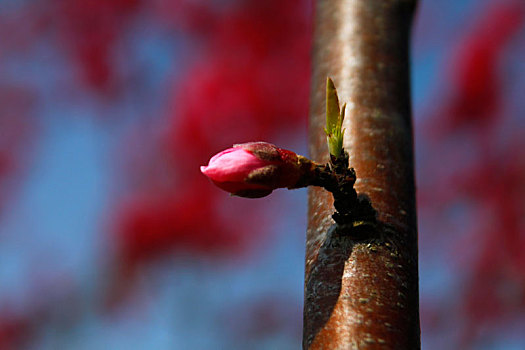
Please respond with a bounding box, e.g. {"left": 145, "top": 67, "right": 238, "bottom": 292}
{"left": 0, "top": 0, "right": 524, "bottom": 349}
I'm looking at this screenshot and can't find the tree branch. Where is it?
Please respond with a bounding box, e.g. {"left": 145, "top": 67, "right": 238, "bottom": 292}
{"left": 304, "top": 0, "right": 420, "bottom": 348}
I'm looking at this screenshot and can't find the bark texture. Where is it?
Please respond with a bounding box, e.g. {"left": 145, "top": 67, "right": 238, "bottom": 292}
{"left": 304, "top": 0, "right": 420, "bottom": 349}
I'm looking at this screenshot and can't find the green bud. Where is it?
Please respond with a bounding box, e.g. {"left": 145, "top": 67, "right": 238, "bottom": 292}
{"left": 325, "top": 77, "right": 345, "bottom": 158}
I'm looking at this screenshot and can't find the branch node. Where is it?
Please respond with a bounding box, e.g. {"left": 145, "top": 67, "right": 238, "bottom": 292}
{"left": 312, "top": 151, "right": 378, "bottom": 239}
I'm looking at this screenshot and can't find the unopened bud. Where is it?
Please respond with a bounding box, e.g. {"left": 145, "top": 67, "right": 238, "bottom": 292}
{"left": 200, "top": 142, "right": 315, "bottom": 198}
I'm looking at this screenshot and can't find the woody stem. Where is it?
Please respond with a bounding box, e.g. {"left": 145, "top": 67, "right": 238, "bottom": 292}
{"left": 303, "top": 0, "right": 420, "bottom": 348}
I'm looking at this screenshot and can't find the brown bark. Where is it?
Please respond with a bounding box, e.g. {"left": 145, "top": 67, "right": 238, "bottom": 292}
{"left": 304, "top": 0, "right": 420, "bottom": 349}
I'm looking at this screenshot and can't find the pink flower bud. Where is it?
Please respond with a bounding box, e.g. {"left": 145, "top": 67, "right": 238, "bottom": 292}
{"left": 200, "top": 142, "right": 314, "bottom": 198}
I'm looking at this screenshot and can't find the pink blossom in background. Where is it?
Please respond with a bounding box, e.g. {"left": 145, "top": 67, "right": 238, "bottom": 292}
{"left": 0, "top": 85, "right": 36, "bottom": 218}
{"left": 427, "top": 1, "right": 525, "bottom": 135}
{"left": 416, "top": 0, "right": 525, "bottom": 347}
{"left": 112, "top": 0, "right": 312, "bottom": 281}
{"left": 0, "top": 0, "right": 524, "bottom": 348}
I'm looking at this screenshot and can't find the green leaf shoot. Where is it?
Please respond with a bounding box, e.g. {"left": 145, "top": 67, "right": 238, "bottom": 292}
{"left": 325, "top": 77, "right": 345, "bottom": 158}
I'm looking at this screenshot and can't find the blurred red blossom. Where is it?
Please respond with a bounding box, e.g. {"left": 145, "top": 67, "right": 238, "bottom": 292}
{"left": 112, "top": 0, "right": 312, "bottom": 285}
{"left": 0, "top": 85, "right": 36, "bottom": 217}
{"left": 419, "top": 1, "right": 525, "bottom": 345}
{"left": 456, "top": 141, "right": 525, "bottom": 332}
{"left": 1, "top": 0, "right": 524, "bottom": 347}
{"left": 52, "top": 0, "right": 142, "bottom": 93}
{"left": 150, "top": 0, "right": 218, "bottom": 32}
{"left": 436, "top": 2, "right": 525, "bottom": 134}
{"left": 0, "top": 311, "right": 32, "bottom": 350}
{"left": 115, "top": 187, "right": 244, "bottom": 266}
